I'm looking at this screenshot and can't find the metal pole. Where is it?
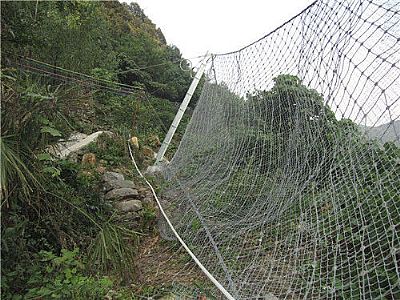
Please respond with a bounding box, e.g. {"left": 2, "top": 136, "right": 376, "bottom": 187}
{"left": 155, "top": 52, "right": 209, "bottom": 164}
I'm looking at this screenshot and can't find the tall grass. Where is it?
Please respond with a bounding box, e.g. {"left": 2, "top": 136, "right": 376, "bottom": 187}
{"left": 88, "top": 216, "right": 140, "bottom": 279}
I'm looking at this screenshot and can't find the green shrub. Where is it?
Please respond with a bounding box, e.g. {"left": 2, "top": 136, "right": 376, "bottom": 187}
{"left": 23, "top": 249, "right": 113, "bottom": 300}
{"left": 87, "top": 133, "right": 128, "bottom": 167}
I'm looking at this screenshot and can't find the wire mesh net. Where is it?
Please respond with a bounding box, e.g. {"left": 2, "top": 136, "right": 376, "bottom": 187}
{"left": 158, "top": 0, "right": 400, "bottom": 298}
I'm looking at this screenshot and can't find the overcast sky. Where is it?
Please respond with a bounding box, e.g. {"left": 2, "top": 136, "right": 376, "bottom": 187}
{"left": 131, "top": 0, "right": 315, "bottom": 61}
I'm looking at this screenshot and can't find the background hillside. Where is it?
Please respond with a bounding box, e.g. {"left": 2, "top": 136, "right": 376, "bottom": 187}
{"left": 360, "top": 120, "right": 400, "bottom": 145}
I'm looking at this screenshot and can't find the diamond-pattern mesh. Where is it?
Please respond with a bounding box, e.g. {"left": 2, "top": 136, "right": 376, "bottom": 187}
{"left": 160, "top": 0, "right": 400, "bottom": 299}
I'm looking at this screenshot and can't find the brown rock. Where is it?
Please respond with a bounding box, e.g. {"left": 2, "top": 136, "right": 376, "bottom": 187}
{"left": 96, "top": 166, "right": 106, "bottom": 174}
{"left": 130, "top": 136, "right": 139, "bottom": 149}
{"left": 82, "top": 153, "right": 96, "bottom": 165}
{"left": 142, "top": 146, "right": 155, "bottom": 159}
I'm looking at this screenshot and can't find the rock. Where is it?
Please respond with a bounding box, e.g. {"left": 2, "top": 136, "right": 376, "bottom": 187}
{"left": 144, "top": 165, "right": 163, "bottom": 176}
{"left": 47, "top": 133, "right": 88, "bottom": 157}
{"left": 142, "top": 196, "right": 153, "bottom": 205}
{"left": 96, "top": 166, "right": 106, "bottom": 174}
{"left": 138, "top": 187, "right": 147, "bottom": 194}
{"left": 69, "top": 132, "right": 89, "bottom": 141}
{"left": 158, "top": 215, "right": 176, "bottom": 241}
{"left": 104, "top": 188, "right": 139, "bottom": 201}
{"left": 49, "top": 131, "right": 111, "bottom": 158}
{"left": 81, "top": 153, "right": 96, "bottom": 165}
{"left": 102, "top": 171, "right": 124, "bottom": 182}
{"left": 114, "top": 199, "right": 142, "bottom": 212}
{"left": 142, "top": 146, "right": 155, "bottom": 159}
{"left": 130, "top": 136, "right": 139, "bottom": 148}
{"left": 137, "top": 187, "right": 147, "bottom": 199}
{"left": 103, "top": 179, "right": 136, "bottom": 193}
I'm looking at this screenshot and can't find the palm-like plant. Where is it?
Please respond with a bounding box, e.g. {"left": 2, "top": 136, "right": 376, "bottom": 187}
{"left": 0, "top": 136, "right": 39, "bottom": 206}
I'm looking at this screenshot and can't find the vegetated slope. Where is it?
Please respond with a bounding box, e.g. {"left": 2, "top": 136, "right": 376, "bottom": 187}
{"left": 161, "top": 74, "right": 400, "bottom": 299}
{"left": 1, "top": 0, "right": 202, "bottom": 104}
{"left": 360, "top": 120, "right": 400, "bottom": 144}
{"left": 1, "top": 1, "right": 206, "bottom": 299}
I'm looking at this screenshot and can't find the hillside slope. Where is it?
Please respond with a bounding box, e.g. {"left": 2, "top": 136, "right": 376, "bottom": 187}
{"left": 360, "top": 120, "right": 400, "bottom": 144}
{"left": 1, "top": 1, "right": 207, "bottom": 299}
{"left": 1, "top": 0, "right": 200, "bottom": 103}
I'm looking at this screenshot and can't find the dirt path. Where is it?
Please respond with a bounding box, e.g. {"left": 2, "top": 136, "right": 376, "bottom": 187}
{"left": 134, "top": 233, "right": 218, "bottom": 299}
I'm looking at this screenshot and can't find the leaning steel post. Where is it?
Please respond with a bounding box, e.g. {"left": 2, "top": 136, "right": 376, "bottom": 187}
{"left": 155, "top": 52, "right": 210, "bottom": 165}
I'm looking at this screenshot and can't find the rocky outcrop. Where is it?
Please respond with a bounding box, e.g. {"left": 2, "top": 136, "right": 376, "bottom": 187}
{"left": 101, "top": 171, "right": 155, "bottom": 229}
{"left": 102, "top": 172, "right": 140, "bottom": 205}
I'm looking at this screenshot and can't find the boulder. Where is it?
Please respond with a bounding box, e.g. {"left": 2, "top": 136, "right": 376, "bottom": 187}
{"left": 104, "top": 188, "right": 139, "bottom": 201}
{"left": 103, "top": 179, "right": 136, "bottom": 193}
{"left": 114, "top": 199, "right": 142, "bottom": 213}
{"left": 102, "top": 171, "right": 124, "bottom": 183}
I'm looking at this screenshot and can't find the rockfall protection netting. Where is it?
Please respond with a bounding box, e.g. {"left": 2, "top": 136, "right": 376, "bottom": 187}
{"left": 158, "top": 0, "right": 400, "bottom": 299}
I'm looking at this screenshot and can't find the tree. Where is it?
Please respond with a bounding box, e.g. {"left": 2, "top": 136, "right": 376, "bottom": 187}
{"left": 234, "top": 74, "right": 338, "bottom": 181}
